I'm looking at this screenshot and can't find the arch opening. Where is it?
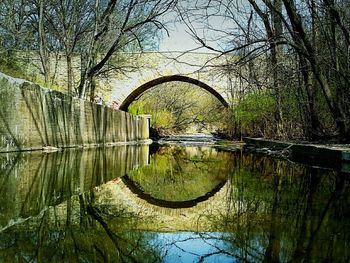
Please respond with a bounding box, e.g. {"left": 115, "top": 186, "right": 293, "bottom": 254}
{"left": 119, "top": 75, "right": 229, "bottom": 111}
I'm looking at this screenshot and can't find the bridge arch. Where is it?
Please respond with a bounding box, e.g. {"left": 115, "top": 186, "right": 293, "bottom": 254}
{"left": 119, "top": 75, "right": 229, "bottom": 111}
{"left": 121, "top": 175, "right": 227, "bottom": 209}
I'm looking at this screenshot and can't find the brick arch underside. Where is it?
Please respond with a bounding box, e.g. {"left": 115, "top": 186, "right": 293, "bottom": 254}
{"left": 119, "top": 75, "right": 229, "bottom": 111}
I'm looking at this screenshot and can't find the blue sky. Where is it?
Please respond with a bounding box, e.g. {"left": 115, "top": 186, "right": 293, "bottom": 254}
{"left": 157, "top": 0, "right": 259, "bottom": 53}
{"left": 159, "top": 23, "right": 200, "bottom": 52}
{"left": 157, "top": 2, "right": 227, "bottom": 53}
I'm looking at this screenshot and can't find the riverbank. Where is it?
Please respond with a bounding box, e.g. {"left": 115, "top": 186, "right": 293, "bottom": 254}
{"left": 156, "top": 134, "right": 350, "bottom": 173}
{"left": 156, "top": 135, "right": 350, "bottom": 173}
{"left": 155, "top": 134, "right": 244, "bottom": 150}
{"left": 243, "top": 137, "right": 350, "bottom": 173}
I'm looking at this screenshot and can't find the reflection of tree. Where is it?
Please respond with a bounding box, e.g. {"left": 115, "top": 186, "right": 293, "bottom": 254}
{"left": 127, "top": 146, "right": 233, "bottom": 202}
{"left": 0, "top": 145, "right": 160, "bottom": 262}
{"left": 83, "top": 192, "right": 163, "bottom": 263}
{"left": 0, "top": 191, "right": 163, "bottom": 262}
{"left": 199, "top": 153, "right": 350, "bottom": 262}
{"left": 1, "top": 146, "right": 349, "bottom": 262}
{"left": 291, "top": 171, "right": 348, "bottom": 263}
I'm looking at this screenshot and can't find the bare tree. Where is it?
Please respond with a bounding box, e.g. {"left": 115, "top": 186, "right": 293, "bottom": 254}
{"left": 0, "top": 0, "right": 176, "bottom": 98}
{"left": 176, "top": 0, "right": 350, "bottom": 141}
{"left": 77, "top": 0, "right": 177, "bottom": 99}
{"left": 45, "top": 0, "right": 94, "bottom": 94}
{"left": 38, "top": 0, "right": 51, "bottom": 86}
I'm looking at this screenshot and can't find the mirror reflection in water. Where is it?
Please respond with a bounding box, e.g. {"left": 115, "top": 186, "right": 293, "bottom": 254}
{"left": 0, "top": 144, "right": 349, "bottom": 262}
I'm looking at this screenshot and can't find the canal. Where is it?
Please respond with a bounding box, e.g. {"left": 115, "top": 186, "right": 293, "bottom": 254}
{"left": 0, "top": 143, "right": 349, "bottom": 262}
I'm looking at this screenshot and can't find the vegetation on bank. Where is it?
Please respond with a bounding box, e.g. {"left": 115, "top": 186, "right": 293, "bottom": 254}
{"left": 0, "top": 51, "right": 27, "bottom": 80}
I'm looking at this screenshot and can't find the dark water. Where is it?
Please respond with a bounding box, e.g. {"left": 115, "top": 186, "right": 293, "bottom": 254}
{"left": 0, "top": 144, "right": 349, "bottom": 262}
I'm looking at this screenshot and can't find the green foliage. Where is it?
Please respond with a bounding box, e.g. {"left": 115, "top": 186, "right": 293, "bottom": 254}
{"left": 129, "top": 82, "right": 229, "bottom": 134}
{"left": 128, "top": 146, "right": 232, "bottom": 202}
{"left": 0, "top": 49, "right": 66, "bottom": 92}
{"left": 128, "top": 100, "right": 146, "bottom": 115}
{"left": 233, "top": 90, "right": 276, "bottom": 136}
{"left": 235, "top": 91, "right": 275, "bottom": 123}
{"left": 0, "top": 51, "right": 29, "bottom": 80}
{"left": 152, "top": 110, "right": 174, "bottom": 130}
{"left": 130, "top": 101, "right": 175, "bottom": 129}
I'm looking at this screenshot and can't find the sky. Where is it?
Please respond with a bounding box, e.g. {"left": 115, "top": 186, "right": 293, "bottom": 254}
{"left": 157, "top": 19, "right": 228, "bottom": 53}
{"left": 158, "top": 24, "right": 201, "bottom": 52}
{"left": 156, "top": 3, "right": 228, "bottom": 53}
{"left": 156, "top": 0, "right": 260, "bottom": 54}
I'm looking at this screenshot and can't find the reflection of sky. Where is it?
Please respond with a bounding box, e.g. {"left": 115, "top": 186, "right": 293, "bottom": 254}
{"left": 152, "top": 232, "right": 237, "bottom": 263}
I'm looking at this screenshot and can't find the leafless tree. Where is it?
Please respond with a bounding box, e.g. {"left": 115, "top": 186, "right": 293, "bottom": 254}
{"left": 176, "top": 0, "right": 350, "bottom": 141}
{"left": 77, "top": 0, "right": 177, "bottom": 99}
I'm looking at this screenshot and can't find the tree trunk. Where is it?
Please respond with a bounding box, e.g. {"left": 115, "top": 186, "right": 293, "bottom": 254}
{"left": 282, "top": 0, "right": 350, "bottom": 141}
{"left": 264, "top": 174, "right": 282, "bottom": 263}
{"left": 298, "top": 55, "right": 323, "bottom": 139}
{"left": 250, "top": 0, "right": 284, "bottom": 137}
{"left": 272, "top": 0, "right": 284, "bottom": 137}
{"left": 66, "top": 53, "right": 74, "bottom": 95}
{"left": 38, "top": 0, "right": 51, "bottom": 86}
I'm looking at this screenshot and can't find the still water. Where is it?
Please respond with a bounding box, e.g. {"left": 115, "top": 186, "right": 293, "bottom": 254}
{"left": 0, "top": 144, "right": 349, "bottom": 262}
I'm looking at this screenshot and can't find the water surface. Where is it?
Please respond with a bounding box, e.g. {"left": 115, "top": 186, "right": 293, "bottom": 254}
{"left": 0, "top": 144, "right": 349, "bottom": 262}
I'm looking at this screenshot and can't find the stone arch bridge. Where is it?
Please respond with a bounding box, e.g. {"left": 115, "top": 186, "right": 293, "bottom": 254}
{"left": 103, "top": 52, "right": 234, "bottom": 111}
{"left": 17, "top": 51, "right": 236, "bottom": 110}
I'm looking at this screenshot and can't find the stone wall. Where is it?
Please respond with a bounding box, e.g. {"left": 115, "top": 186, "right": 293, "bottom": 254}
{"left": 0, "top": 74, "right": 149, "bottom": 152}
